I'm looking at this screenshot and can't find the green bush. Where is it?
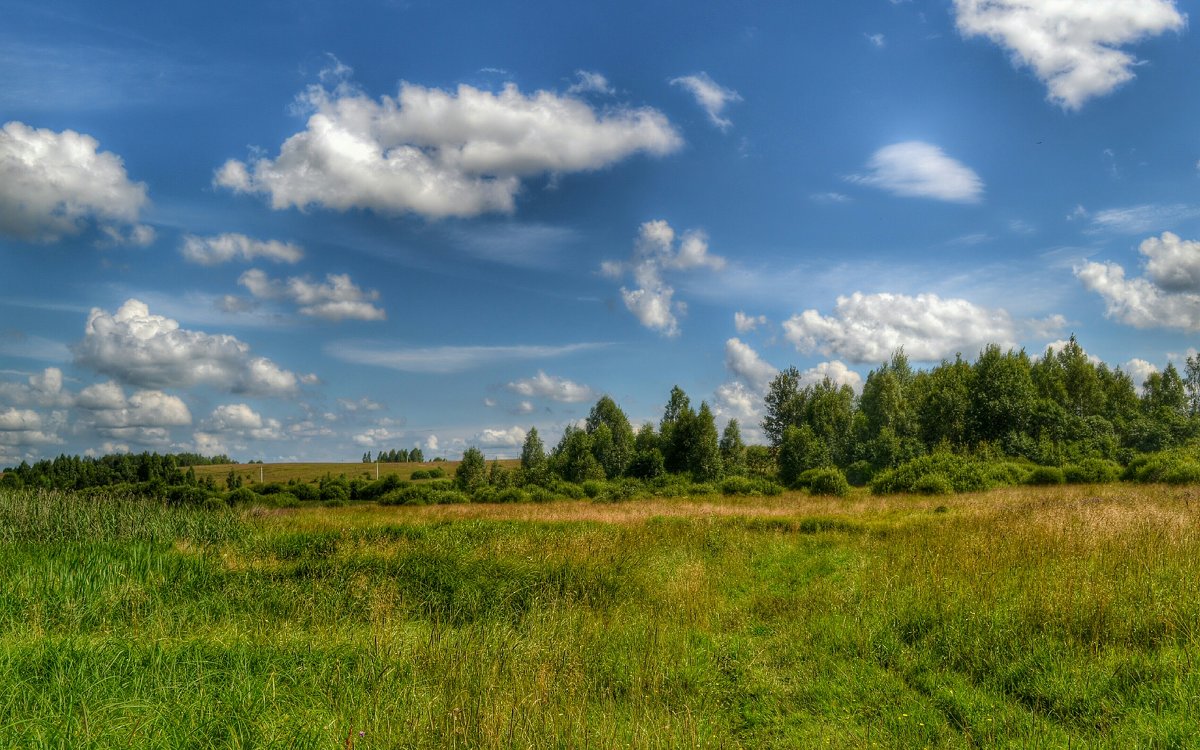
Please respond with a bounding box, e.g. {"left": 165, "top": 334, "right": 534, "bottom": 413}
{"left": 913, "top": 473, "right": 954, "bottom": 496}
{"left": 226, "top": 487, "right": 259, "bottom": 505}
{"left": 527, "top": 486, "right": 557, "bottom": 503}
{"left": 493, "top": 487, "right": 528, "bottom": 504}
{"left": 409, "top": 469, "right": 431, "bottom": 480}
{"left": 804, "top": 467, "right": 850, "bottom": 497}
{"left": 1025, "top": 466, "right": 1066, "bottom": 486}
{"left": 380, "top": 485, "right": 433, "bottom": 506}
{"left": 429, "top": 489, "right": 470, "bottom": 504}
{"left": 320, "top": 482, "right": 350, "bottom": 503}
{"left": 581, "top": 480, "right": 605, "bottom": 499}
{"left": 1063, "top": 458, "right": 1122, "bottom": 484}
{"left": 290, "top": 482, "right": 320, "bottom": 501}
{"left": 550, "top": 481, "right": 586, "bottom": 500}
{"left": 1124, "top": 449, "right": 1200, "bottom": 484}
{"left": 871, "top": 454, "right": 999, "bottom": 495}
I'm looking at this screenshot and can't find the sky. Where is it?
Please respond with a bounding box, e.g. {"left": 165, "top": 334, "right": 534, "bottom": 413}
{"left": 2, "top": 0, "right": 1199, "bottom": 464}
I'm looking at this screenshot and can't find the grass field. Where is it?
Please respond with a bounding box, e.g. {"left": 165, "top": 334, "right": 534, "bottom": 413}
{"left": 2, "top": 483, "right": 1198, "bottom": 747}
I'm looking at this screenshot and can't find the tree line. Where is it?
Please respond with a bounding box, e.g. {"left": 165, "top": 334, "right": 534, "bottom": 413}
{"left": 362, "top": 448, "right": 425, "bottom": 464}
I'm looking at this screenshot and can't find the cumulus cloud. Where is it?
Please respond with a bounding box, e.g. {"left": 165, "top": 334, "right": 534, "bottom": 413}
{"left": 74, "top": 299, "right": 301, "bottom": 395}
{"left": 734, "top": 312, "right": 767, "bottom": 333}
{"left": 604, "top": 220, "right": 726, "bottom": 337}
{"left": 848, "top": 141, "right": 983, "bottom": 203}
{"left": 181, "top": 233, "right": 303, "bottom": 265}
{"left": 473, "top": 425, "right": 527, "bottom": 449}
{"left": 74, "top": 382, "right": 190, "bottom": 446}
{"left": 724, "top": 338, "right": 778, "bottom": 393}
{"left": 215, "top": 66, "right": 681, "bottom": 219}
{"left": 670, "top": 72, "right": 742, "bottom": 130}
{"left": 782, "top": 292, "right": 1058, "bottom": 364}
{"left": 1075, "top": 233, "right": 1200, "bottom": 331}
{"left": 0, "top": 407, "right": 60, "bottom": 447}
{"left": 507, "top": 371, "right": 593, "bottom": 403}
{"left": 953, "top": 0, "right": 1185, "bottom": 110}
{"left": 204, "top": 403, "right": 276, "bottom": 435}
{"left": 713, "top": 380, "right": 760, "bottom": 424}
{"left": 239, "top": 269, "right": 386, "bottom": 321}
{"left": 799, "top": 360, "right": 863, "bottom": 391}
{"left": 337, "top": 397, "right": 384, "bottom": 413}
{"left": 1123, "top": 358, "right": 1159, "bottom": 392}
{"left": 0, "top": 367, "right": 71, "bottom": 409}
{"left": 0, "top": 121, "right": 150, "bottom": 243}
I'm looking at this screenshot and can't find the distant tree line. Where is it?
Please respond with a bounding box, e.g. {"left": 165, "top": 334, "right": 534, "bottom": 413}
{"left": 362, "top": 448, "right": 425, "bottom": 463}
{"left": 1, "top": 451, "right": 232, "bottom": 491}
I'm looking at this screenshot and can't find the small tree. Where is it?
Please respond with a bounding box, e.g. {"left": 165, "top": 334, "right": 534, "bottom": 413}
{"left": 688, "top": 402, "right": 723, "bottom": 481}
{"left": 519, "top": 426, "right": 548, "bottom": 485}
{"left": 778, "top": 425, "right": 830, "bottom": 487}
{"left": 455, "top": 447, "right": 487, "bottom": 492}
{"left": 719, "top": 419, "right": 746, "bottom": 475}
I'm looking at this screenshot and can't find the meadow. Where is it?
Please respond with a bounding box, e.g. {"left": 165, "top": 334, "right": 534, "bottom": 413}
{"left": 1, "top": 483, "right": 1197, "bottom": 748}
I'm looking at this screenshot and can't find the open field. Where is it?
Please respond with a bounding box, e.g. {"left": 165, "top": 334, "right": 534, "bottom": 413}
{"left": 193, "top": 461, "right": 473, "bottom": 485}
{"left": 2, "top": 484, "right": 1198, "bottom": 747}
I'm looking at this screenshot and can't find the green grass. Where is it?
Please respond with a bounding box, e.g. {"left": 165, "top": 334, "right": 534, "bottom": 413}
{"left": 191, "top": 460, "right": 520, "bottom": 487}
{"left": 1, "top": 485, "right": 1198, "bottom": 747}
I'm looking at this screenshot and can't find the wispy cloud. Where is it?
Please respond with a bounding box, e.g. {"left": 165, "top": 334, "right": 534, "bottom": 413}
{"left": 326, "top": 341, "right": 610, "bottom": 373}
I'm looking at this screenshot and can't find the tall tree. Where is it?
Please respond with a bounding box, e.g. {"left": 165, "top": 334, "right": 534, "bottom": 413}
{"left": 688, "top": 402, "right": 723, "bottom": 481}
{"left": 719, "top": 419, "right": 746, "bottom": 475}
{"left": 586, "top": 396, "right": 635, "bottom": 478}
{"left": 762, "top": 367, "right": 805, "bottom": 448}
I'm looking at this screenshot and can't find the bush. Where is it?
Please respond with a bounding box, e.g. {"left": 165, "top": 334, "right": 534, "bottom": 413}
{"left": 226, "top": 487, "right": 259, "bottom": 505}
{"left": 804, "top": 467, "right": 850, "bottom": 497}
{"left": 845, "top": 460, "right": 874, "bottom": 487}
{"left": 493, "top": 487, "right": 529, "bottom": 504}
{"left": 581, "top": 480, "right": 605, "bottom": 499}
{"left": 527, "top": 486, "right": 557, "bottom": 503}
{"left": 427, "top": 467, "right": 446, "bottom": 479}
{"left": 913, "top": 473, "right": 954, "bottom": 496}
{"left": 429, "top": 489, "right": 470, "bottom": 504}
{"left": 290, "top": 482, "right": 320, "bottom": 501}
{"left": 550, "top": 480, "right": 586, "bottom": 500}
{"left": 320, "top": 482, "right": 350, "bottom": 503}
{"left": 1124, "top": 449, "right": 1200, "bottom": 485}
{"left": 409, "top": 469, "right": 430, "bottom": 480}
{"left": 1025, "top": 466, "right": 1066, "bottom": 486}
{"left": 380, "top": 485, "right": 433, "bottom": 506}
{"left": 720, "top": 476, "right": 756, "bottom": 495}
{"left": 1063, "top": 458, "right": 1122, "bottom": 484}
{"left": 871, "top": 454, "right": 995, "bottom": 495}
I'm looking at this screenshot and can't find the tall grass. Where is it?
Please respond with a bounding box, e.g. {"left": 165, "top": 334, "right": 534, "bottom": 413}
{"left": 1, "top": 485, "right": 1197, "bottom": 747}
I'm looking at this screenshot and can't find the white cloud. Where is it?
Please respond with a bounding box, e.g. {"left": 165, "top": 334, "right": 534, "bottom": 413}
{"left": 75, "top": 383, "right": 191, "bottom": 445}
{"left": 734, "top": 312, "right": 767, "bottom": 333}
{"left": 0, "top": 121, "right": 149, "bottom": 243}
{"left": 725, "top": 338, "right": 778, "bottom": 393}
{"left": 1140, "top": 232, "right": 1200, "bottom": 291}
{"left": 782, "top": 291, "right": 1053, "bottom": 363}
{"left": 670, "top": 72, "right": 742, "bottom": 131}
{"left": 1123, "top": 358, "right": 1159, "bottom": 392}
{"left": 567, "top": 70, "right": 615, "bottom": 96}
{"left": 327, "top": 341, "right": 606, "bottom": 373}
{"left": 0, "top": 367, "right": 71, "bottom": 408}
{"left": 799, "top": 361, "right": 863, "bottom": 392}
{"left": 0, "top": 407, "right": 60, "bottom": 447}
{"left": 74, "top": 299, "right": 300, "bottom": 395}
{"left": 865, "top": 33, "right": 886, "bottom": 48}
{"left": 516, "top": 400, "right": 535, "bottom": 414}
{"left": 605, "top": 220, "right": 726, "bottom": 337}
{"left": 425, "top": 434, "right": 440, "bottom": 452}
{"left": 352, "top": 426, "right": 403, "bottom": 448}
{"left": 215, "top": 68, "right": 681, "bottom": 219}
{"left": 337, "top": 397, "right": 384, "bottom": 413}
{"left": 206, "top": 403, "right": 264, "bottom": 431}
{"left": 953, "top": 0, "right": 1185, "bottom": 109}
{"left": 181, "top": 233, "right": 303, "bottom": 265}
{"left": 239, "top": 269, "right": 386, "bottom": 322}
{"left": 713, "top": 380, "right": 760, "bottom": 424}
{"left": 473, "top": 425, "right": 527, "bottom": 449}
{"left": 507, "top": 371, "right": 593, "bottom": 403}
{"left": 1076, "top": 260, "right": 1200, "bottom": 331}
{"left": 849, "top": 141, "right": 983, "bottom": 203}
{"left": 1090, "top": 204, "right": 1200, "bottom": 234}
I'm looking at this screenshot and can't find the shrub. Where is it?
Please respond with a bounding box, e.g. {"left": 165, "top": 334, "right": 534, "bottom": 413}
{"left": 845, "top": 460, "right": 874, "bottom": 487}
{"left": 409, "top": 469, "right": 431, "bottom": 480}
{"left": 871, "top": 454, "right": 995, "bottom": 495}
{"left": 913, "top": 473, "right": 954, "bottom": 496}
{"left": 380, "top": 485, "right": 433, "bottom": 506}
{"left": 493, "top": 487, "right": 529, "bottom": 504}
{"left": 1063, "top": 458, "right": 1122, "bottom": 484}
{"left": 550, "top": 480, "right": 586, "bottom": 500}
{"left": 581, "top": 480, "right": 605, "bottom": 499}
{"left": 804, "top": 467, "right": 850, "bottom": 497}
{"left": 720, "top": 476, "right": 756, "bottom": 495}
{"left": 427, "top": 467, "right": 446, "bottom": 479}
{"left": 1025, "top": 466, "right": 1066, "bottom": 486}
{"left": 527, "top": 486, "right": 557, "bottom": 503}
{"left": 320, "top": 482, "right": 350, "bottom": 503}
{"left": 1124, "top": 449, "right": 1200, "bottom": 484}
{"left": 290, "top": 482, "right": 320, "bottom": 501}
{"left": 226, "top": 487, "right": 259, "bottom": 505}
{"left": 430, "top": 489, "right": 470, "bottom": 504}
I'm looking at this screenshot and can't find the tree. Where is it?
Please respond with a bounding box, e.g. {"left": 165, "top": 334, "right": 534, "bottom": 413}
{"left": 914, "top": 355, "right": 972, "bottom": 450}
{"left": 519, "top": 426, "right": 548, "bottom": 485}
{"left": 409, "top": 447, "right": 424, "bottom": 463}
{"left": 688, "top": 402, "right": 723, "bottom": 481}
{"left": 1187, "top": 353, "right": 1200, "bottom": 416}
{"left": 660, "top": 386, "right": 695, "bottom": 474}
{"left": 969, "top": 345, "right": 1036, "bottom": 445}
{"left": 552, "top": 425, "right": 605, "bottom": 483}
{"left": 719, "top": 419, "right": 746, "bottom": 475}
{"left": 586, "top": 396, "right": 635, "bottom": 478}
{"left": 455, "top": 447, "right": 487, "bottom": 492}
{"left": 778, "top": 425, "right": 830, "bottom": 487}
{"left": 762, "top": 367, "right": 805, "bottom": 448}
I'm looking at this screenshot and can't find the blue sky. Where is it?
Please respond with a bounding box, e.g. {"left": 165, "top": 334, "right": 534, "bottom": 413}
{"left": 2, "top": 0, "right": 1199, "bottom": 463}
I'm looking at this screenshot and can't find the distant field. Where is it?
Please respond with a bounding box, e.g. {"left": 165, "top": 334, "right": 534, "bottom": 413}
{"left": 192, "top": 460, "right": 519, "bottom": 485}
{"left": 2, "top": 483, "right": 1198, "bottom": 747}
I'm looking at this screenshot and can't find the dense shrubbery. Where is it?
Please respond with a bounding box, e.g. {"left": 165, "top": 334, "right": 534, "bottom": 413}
{"left": 870, "top": 454, "right": 1027, "bottom": 495}
{"left": 1123, "top": 448, "right": 1200, "bottom": 484}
